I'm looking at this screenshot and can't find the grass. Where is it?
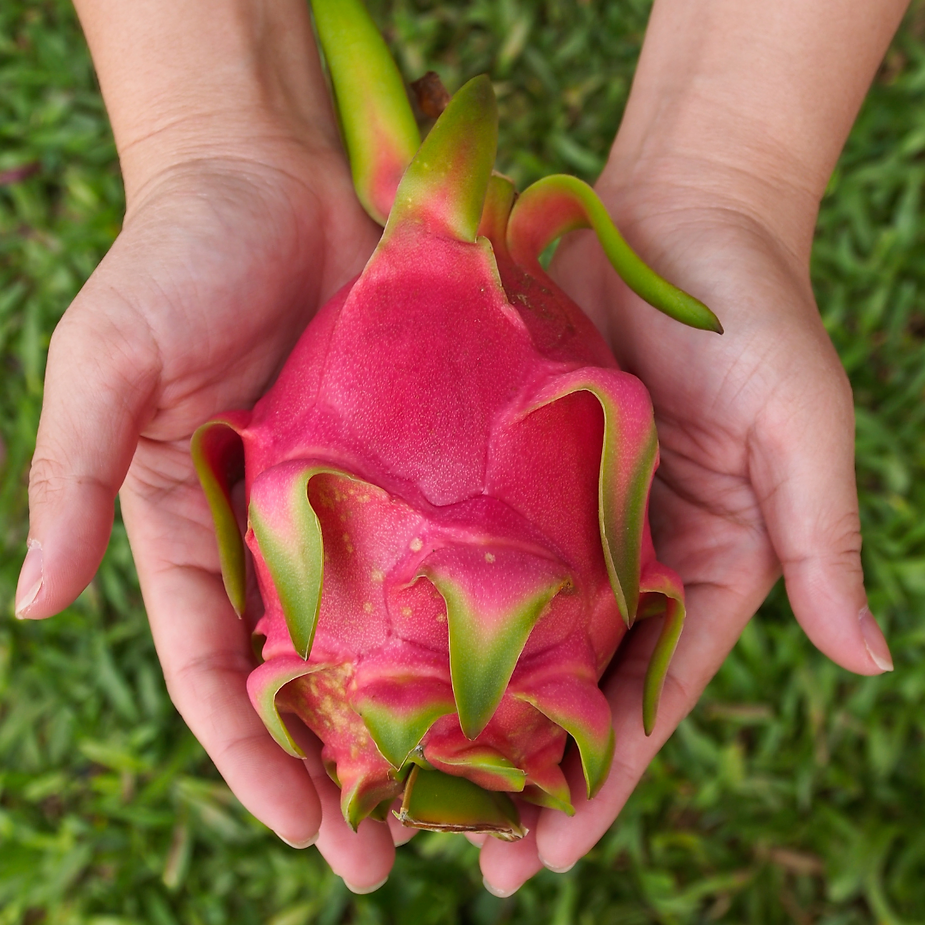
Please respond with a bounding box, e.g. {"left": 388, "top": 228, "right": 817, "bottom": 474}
{"left": 2, "top": 1, "right": 925, "bottom": 922}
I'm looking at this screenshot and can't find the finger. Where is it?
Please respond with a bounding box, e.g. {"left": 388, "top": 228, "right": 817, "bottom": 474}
{"left": 142, "top": 556, "right": 325, "bottom": 846}
{"left": 120, "top": 468, "right": 324, "bottom": 847}
{"left": 123, "top": 451, "right": 397, "bottom": 881}
{"left": 752, "top": 362, "right": 892, "bottom": 675}
{"left": 480, "top": 804, "right": 543, "bottom": 897}
{"left": 17, "top": 276, "right": 159, "bottom": 619}
{"left": 297, "top": 721, "right": 395, "bottom": 893}
{"left": 309, "top": 768, "right": 395, "bottom": 894}
{"left": 535, "top": 532, "right": 774, "bottom": 871}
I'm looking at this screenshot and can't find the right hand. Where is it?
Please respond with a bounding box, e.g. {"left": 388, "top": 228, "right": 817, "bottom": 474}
{"left": 17, "top": 122, "right": 409, "bottom": 890}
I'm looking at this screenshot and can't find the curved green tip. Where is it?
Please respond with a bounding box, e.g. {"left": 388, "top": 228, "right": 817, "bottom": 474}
{"left": 248, "top": 656, "right": 322, "bottom": 758}
{"left": 310, "top": 0, "right": 420, "bottom": 224}
{"left": 396, "top": 766, "right": 527, "bottom": 840}
{"left": 342, "top": 773, "right": 404, "bottom": 832}
{"left": 521, "top": 368, "right": 659, "bottom": 627}
{"left": 508, "top": 174, "right": 723, "bottom": 333}
{"left": 191, "top": 420, "right": 246, "bottom": 616}
{"left": 420, "top": 542, "right": 566, "bottom": 740}
{"left": 513, "top": 672, "right": 615, "bottom": 800}
{"left": 248, "top": 463, "right": 329, "bottom": 660}
{"left": 477, "top": 173, "right": 517, "bottom": 254}
{"left": 355, "top": 683, "right": 455, "bottom": 768}
{"left": 427, "top": 745, "right": 527, "bottom": 792}
{"left": 386, "top": 75, "right": 498, "bottom": 243}
{"left": 642, "top": 596, "right": 685, "bottom": 736}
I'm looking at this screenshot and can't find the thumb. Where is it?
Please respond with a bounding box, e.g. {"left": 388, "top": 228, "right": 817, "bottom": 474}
{"left": 16, "top": 284, "right": 158, "bottom": 619}
{"left": 752, "top": 361, "right": 892, "bottom": 676}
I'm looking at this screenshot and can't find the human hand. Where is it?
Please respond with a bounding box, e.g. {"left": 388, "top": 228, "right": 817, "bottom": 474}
{"left": 13, "top": 119, "right": 424, "bottom": 887}
{"left": 472, "top": 0, "right": 909, "bottom": 890}
{"left": 475, "top": 169, "right": 894, "bottom": 894}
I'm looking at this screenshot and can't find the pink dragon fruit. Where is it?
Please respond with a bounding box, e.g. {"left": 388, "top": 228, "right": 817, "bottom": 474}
{"left": 192, "top": 0, "right": 721, "bottom": 840}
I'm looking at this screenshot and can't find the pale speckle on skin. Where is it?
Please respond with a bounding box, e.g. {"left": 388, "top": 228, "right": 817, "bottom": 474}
{"left": 410, "top": 537, "right": 423, "bottom": 552}
{"left": 401, "top": 607, "right": 412, "bottom": 618}
{"left": 304, "top": 667, "right": 354, "bottom": 738}
{"left": 371, "top": 569, "right": 385, "bottom": 583}
{"left": 363, "top": 601, "right": 374, "bottom": 614}
{"left": 485, "top": 552, "right": 496, "bottom": 563}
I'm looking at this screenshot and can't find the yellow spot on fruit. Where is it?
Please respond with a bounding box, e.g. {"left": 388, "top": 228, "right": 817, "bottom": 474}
{"left": 410, "top": 537, "right": 423, "bottom": 552}
{"left": 485, "top": 552, "right": 496, "bottom": 563}
{"left": 371, "top": 569, "right": 384, "bottom": 582}
{"left": 363, "top": 601, "right": 373, "bottom": 614}
{"left": 401, "top": 607, "right": 412, "bottom": 618}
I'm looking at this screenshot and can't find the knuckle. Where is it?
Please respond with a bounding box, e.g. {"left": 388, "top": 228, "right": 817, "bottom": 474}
{"left": 658, "top": 668, "right": 699, "bottom": 722}
{"left": 163, "top": 649, "right": 253, "bottom": 717}
{"left": 27, "top": 450, "right": 75, "bottom": 506}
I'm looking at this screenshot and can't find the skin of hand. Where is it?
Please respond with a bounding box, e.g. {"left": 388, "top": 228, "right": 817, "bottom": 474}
{"left": 14, "top": 0, "right": 407, "bottom": 892}
{"left": 19, "top": 138, "right": 413, "bottom": 891}
{"left": 477, "top": 173, "right": 886, "bottom": 893}
{"left": 476, "top": 0, "right": 909, "bottom": 895}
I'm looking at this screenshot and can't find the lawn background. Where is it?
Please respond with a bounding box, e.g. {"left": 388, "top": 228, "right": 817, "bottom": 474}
{"left": 2, "top": 1, "right": 925, "bottom": 922}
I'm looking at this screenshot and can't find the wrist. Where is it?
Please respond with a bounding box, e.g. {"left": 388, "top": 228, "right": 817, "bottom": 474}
{"left": 74, "top": 0, "right": 339, "bottom": 201}
{"left": 598, "top": 142, "right": 821, "bottom": 267}
{"left": 599, "top": 0, "right": 909, "bottom": 264}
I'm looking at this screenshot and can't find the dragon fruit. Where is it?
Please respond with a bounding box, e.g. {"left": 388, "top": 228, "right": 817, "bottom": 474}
{"left": 192, "top": 0, "right": 721, "bottom": 840}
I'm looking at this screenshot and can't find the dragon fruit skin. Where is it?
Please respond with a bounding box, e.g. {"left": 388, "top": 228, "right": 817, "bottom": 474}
{"left": 192, "top": 4, "right": 720, "bottom": 839}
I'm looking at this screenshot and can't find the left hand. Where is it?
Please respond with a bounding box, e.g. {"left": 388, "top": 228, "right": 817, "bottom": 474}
{"left": 476, "top": 171, "right": 892, "bottom": 894}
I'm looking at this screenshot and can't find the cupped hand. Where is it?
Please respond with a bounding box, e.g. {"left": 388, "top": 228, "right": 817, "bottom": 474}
{"left": 16, "top": 130, "right": 402, "bottom": 889}
{"left": 478, "top": 173, "right": 894, "bottom": 892}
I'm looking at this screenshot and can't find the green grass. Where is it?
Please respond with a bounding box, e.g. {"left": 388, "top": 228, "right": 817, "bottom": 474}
{"left": 2, "top": 1, "right": 925, "bottom": 922}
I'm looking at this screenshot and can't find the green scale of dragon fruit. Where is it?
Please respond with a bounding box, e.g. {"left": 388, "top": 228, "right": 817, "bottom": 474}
{"left": 192, "top": 0, "right": 720, "bottom": 840}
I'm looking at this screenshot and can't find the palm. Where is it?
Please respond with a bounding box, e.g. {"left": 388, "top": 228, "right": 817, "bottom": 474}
{"left": 554, "top": 207, "right": 860, "bottom": 656}
{"left": 33, "top": 146, "right": 403, "bottom": 884}
{"left": 477, "top": 204, "right": 874, "bottom": 886}
{"left": 112, "top": 157, "right": 378, "bottom": 580}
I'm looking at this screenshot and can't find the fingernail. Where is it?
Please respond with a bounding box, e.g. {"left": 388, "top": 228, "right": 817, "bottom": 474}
{"left": 482, "top": 877, "right": 519, "bottom": 898}
{"left": 859, "top": 606, "right": 893, "bottom": 673}
{"left": 343, "top": 875, "right": 388, "bottom": 895}
{"left": 391, "top": 827, "right": 418, "bottom": 847}
{"left": 540, "top": 857, "right": 575, "bottom": 874}
{"left": 276, "top": 831, "right": 318, "bottom": 849}
{"left": 15, "top": 540, "right": 44, "bottom": 618}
